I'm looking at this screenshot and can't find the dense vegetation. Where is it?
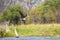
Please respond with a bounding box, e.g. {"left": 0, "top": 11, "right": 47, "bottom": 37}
{"left": 28, "top": 0, "right": 60, "bottom": 24}
{"left": 0, "top": 5, "right": 27, "bottom": 24}
{"left": 0, "top": 0, "right": 60, "bottom": 38}
{"left": 0, "top": 0, "right": 60, "bottom": 24}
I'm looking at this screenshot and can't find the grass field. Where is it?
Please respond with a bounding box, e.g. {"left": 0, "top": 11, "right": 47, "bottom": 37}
{"left": 0, "top": 24, "right": 60, "bottom": 37}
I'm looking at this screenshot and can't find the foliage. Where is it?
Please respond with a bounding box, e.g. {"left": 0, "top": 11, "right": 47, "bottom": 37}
{"left": 0, "top": 0, "right": 60, "bottom": 24}
{"left": 0, "top": 5, "right": 25, "bottom": 24}
{"left": 29, "top": 0, "right": 60, "bottom": 23}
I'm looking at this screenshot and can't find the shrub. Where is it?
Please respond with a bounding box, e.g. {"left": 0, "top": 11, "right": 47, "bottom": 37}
{"left": 0, "top": 5, "right": 26, "bottom": 24}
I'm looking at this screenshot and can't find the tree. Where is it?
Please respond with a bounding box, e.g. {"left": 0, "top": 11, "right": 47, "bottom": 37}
{"left": 0, "top": 5, "right": 27, "bottom": 25}
{"left": 29, "top": 0, "right": 60, "bottom": 23}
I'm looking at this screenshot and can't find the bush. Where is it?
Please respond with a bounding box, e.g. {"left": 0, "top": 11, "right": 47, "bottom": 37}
{"left": 0, "top": 5, "right": 25, "bottom": 24}
{"left": 28, "top": 0, "right": 60, "bottom": 23}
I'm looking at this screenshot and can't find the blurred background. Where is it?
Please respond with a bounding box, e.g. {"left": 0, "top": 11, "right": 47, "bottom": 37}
{"left": 0, "top": 0, "right": 60, "bottom": 25}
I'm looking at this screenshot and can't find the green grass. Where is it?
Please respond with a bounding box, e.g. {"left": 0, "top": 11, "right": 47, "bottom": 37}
{"left": 0, "top": 24, "right": 60, "bottom": 37}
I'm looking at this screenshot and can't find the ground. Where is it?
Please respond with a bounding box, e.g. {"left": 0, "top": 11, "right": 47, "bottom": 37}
{"left": 0, "top": 24, "right": 60, "bottom": 37}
